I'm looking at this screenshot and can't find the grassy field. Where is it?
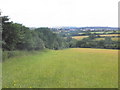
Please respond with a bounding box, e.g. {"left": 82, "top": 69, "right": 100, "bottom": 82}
{"left": 94, "top": 38, "right": 105, "bottom": 41}
{"left": 2, "top": 48, "right": 118, "bottom": 88}
{"left": 72, "top": 36, "right": 88, "bottom": 40}
{"left": 78, "top": 31, "right": 116, "bottom": 35}
{"left": 0, "top": 63, "right": 2, "bottom": 89}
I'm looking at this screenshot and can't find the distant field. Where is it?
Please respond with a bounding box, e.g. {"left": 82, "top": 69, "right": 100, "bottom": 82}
{"left": 112, "top": 38, "right": 120, "bottom": 41}
{"left": 94, "top": 37, "right": 120, "bottom": 41}
{"left": 3, "top": 48, "right": 118, "bottom": 88}
{"left": 72, "top": 34, "right": 120, "bottom": 40}
{"left": 100, "top": 34, "right": 120, "bottom": 37}
{"left": 78, "top": 31, "right": 116, "bottom": 35}
{"left": 90, "top": 32, "right": 107, "bottom": 34}
{"left": 72, "top": 36, "right": 88, "bottom": 40}
{"left": 94, "top": 38, "right": 105, "bottom": 41}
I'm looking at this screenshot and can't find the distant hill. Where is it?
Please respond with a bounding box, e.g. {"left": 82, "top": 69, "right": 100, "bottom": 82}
{"left": 51, "top": 26, "right": 118, "bottom": 31}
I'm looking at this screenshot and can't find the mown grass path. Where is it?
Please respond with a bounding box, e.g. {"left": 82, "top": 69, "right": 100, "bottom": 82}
{"left": 3, "top": 48, "right": 118, "bottom": 88}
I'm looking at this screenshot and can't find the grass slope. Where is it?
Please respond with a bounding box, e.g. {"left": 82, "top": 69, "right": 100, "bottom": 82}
{"left": 3, "top": 48, "right": 118, "bottom": 88}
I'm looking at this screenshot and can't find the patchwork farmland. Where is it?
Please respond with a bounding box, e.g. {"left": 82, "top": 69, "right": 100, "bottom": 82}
{"left": 72, "top": 34, "right": 120, "bottom": 40}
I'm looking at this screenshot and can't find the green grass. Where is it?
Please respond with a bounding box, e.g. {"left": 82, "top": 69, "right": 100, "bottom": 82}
{"left": 2, "top": 48, "right": 118, "bottom": 88}
{"left": 0, "top": 63, "right": 2, "bottom": 89}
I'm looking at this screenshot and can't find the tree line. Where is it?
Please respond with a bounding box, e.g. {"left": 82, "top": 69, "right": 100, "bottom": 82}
{"left": 2, "top": 16, "right": 68, "bottom": 51}
{"left": 67, "top": 35, "right": 120, "bottom": 49}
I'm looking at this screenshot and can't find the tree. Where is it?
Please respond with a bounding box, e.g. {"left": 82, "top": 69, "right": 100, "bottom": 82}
{"left": 2, "top": 16, "right": 45, "bottom": 51}
{"left": 2, "top": 16, "right": 24, "bottom": 50}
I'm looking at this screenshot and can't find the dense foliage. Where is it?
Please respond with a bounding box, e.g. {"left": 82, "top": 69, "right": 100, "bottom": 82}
{"left": 76, "top": 37, "right": 119, "bottom": 49}
{"left": 2, "top": 16, "right": 67, "bottom": 51}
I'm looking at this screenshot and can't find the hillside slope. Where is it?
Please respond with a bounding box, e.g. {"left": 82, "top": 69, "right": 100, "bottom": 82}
{"left": 3, "top": 48, "right": 118, "bottom": 88}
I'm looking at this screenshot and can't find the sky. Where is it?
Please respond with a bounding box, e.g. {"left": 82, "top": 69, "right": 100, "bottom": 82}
{"left": 0, "top": 0, "right": 119, "bottom": 27}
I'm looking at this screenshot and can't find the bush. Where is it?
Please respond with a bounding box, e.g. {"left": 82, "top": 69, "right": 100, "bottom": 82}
{"left": 2, "top": 49, "right": 48, "bottom": 62}
{"left": 3, "top": 51, "right": 30, "bottom": 61}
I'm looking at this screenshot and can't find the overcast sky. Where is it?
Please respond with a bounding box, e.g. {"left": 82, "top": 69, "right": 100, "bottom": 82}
{"left": 0, "top": 0, "right": 119, "bottom": 27}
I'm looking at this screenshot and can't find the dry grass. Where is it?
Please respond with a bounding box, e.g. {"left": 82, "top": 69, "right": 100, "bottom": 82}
{"left": 71, "top": 48, "right": 118, "bottom": 54}
{"left": 72, "top": 34, "right": 120, "bottom": 40}
{"left": 72, "top": 36, "right": 88, "bottom": 40}
{"left": 95, "top": 38, "right": 105, "bottom": 41}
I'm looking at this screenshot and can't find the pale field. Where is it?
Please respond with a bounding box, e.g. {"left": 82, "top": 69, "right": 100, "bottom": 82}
{"left": 72, "top": 36, "right": 88, "bottom": 40}
{"left": 72, "top": 34, "right": 120, "bottom": 40}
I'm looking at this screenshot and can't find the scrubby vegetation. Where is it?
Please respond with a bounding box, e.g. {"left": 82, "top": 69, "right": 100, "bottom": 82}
{"left": 2, "top": 16, "right": 68, "bottom": 51}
